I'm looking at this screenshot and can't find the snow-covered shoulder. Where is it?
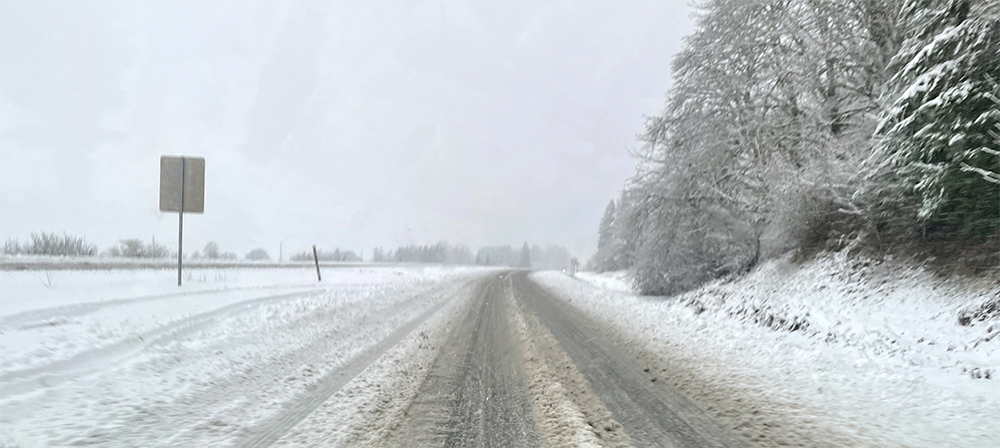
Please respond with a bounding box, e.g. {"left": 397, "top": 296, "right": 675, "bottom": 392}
{"left": 574, "top": 270, "right": 633, "bottom": 293}
{"left": 534, "top": 255, "right": 1000, "bottom": 448}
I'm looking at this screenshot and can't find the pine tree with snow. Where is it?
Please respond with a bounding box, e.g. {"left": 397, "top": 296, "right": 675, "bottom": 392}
{"left": 597, "top": 200, "right": 616, "bottom": 251}
{"left": 590, "top": 199, "right": 623, "bottom": 272}
{"left": 876, "top": 0, "right": 1000, "bottom": 239}
{"left": 519, "top": 242, "right": 532, "bottom": 268}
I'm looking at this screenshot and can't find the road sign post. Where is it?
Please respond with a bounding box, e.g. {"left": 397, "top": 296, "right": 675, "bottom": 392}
{"left": 178, "top": 157, "right": 185, "bottom": 286}
{"left": 160, "top": 156, "right": 205, "bottom": 286}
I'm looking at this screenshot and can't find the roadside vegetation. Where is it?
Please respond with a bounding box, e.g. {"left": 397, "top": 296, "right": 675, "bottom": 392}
{"left": 2, "top": 234, "right": 574, "bottom": 268}
{"left": 3, "top": 232, "right": 97, "bottom": 257}
{"left": 589, "top": 0, "right": 1000, "bottom": 295}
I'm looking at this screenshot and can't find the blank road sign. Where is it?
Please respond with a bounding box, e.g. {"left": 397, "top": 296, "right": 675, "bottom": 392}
{"left": 159, "top": 156, "right": 205, "bottom": 213}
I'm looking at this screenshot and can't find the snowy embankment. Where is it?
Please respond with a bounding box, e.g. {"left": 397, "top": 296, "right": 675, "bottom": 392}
{"left": 534, "top": 254, "right": 1000, "bottom": 448}
{"left": 0, "top": 265, "right": 486, "bottom": 447}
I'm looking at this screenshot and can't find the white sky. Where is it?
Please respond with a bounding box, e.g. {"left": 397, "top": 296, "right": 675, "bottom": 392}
{"left": 0, "top": 0, "right": 695, "bottom": 259}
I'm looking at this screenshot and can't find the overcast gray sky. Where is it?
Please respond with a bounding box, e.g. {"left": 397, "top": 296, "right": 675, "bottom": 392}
{"left": 0, "top": 0, "right": 695, "bottom": 259}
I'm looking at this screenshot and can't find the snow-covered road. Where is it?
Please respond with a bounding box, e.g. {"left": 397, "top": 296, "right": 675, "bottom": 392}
{"left": 377, "top": 272, "right": 748, "bottom": 448}
{"left": 1, "top": 267, "right": 752, "bottom": 448}
{"left": 0, "top": 266, "right": 488, "bottom": 446}
{"left": 6, "top": 257, "right": 991, "bottom": 447}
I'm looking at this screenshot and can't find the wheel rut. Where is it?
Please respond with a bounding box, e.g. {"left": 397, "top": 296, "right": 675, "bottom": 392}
{"left": 380, "top": 272, "right": 750, "bottom": 448}
{"left": 385, "top": 274, "right": 541, "bottom": 448}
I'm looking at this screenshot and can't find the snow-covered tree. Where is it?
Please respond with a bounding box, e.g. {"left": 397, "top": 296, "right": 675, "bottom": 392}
{"left": 372, "top": 247, "right": 388, "bottom": 262}
{"left": 601, "top": 0, "right": 923, "bottom": 294}
{"left": 245, "top": 248, "right": 271, "bottom": 261}
{"left": 3, "top": 238, "right": 20, "bottom": 255}
{"left": 597, "top": 200, "right": 616, "bottom": 251}
{"left": 875, "top": 0, "right": 1000, "bottom": 239}
{"left": 589, "top": 199, "right": 622, "bottom": 272}
{"left": 203, "top": 241, "right": 221, "bottom": 259}
{"left": 519, "top": 242, "right": 532, "bottom": 268}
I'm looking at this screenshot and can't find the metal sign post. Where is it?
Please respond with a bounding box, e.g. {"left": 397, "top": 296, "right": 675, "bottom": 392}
{"left": 178, "top": 158, "right": 185, "bottom": 286}
{"left": 160, "top": 156, "right": 205, "bottom": 286}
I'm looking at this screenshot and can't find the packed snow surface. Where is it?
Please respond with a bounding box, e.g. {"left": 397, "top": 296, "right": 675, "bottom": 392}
{"left": 0, "top": 265, "right": 486, "bottom": 447}
{"left": 536, "top": 253, "right": 1000, "bottom": 448}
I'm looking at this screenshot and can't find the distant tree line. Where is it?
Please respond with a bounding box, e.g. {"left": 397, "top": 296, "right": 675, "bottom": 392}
{"left": 2, "top": 232, "right": 576, "bottom": 270}
{"left": 589, "top": 0, "right": 999, "bottom": 295}
{"left": 474, "top": 245, "right": 520, "bottom": 267}
{"left": 372, "top": 242, "right": 474, "bottom": 264}
{"left": 370, "top": 241, "right": 572, "bottom": 270}
{"left": 2, "top": 234, "right": 273, "bottom": 262}
{"left": 290, "top": 247, "right": 361, "bottom": 262}
{"left": 475, "top": 244, "right": 533, "bottom": 267}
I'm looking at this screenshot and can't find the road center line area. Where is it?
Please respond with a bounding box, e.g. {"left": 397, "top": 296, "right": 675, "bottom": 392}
{"left": 369, "top": 271, "right": 750, "bottom": 448}
{"left": 1, "top": 268, "right": 750, "bottom": 447}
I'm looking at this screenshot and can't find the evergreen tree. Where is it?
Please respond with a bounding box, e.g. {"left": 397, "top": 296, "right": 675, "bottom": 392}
{"left": 590, "top": 199, "right": 623, "bottom": 272}
{"left": 876, "top": 0, "right": 1000, "bottom": 239}
{"left": 597, "top": 200, "right": 616, "bottom": 251}
{"left": 519, "top": 242, "right": 532, "bottom": 268}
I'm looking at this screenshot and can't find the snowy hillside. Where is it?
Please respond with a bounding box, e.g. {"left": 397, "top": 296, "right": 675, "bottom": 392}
{"left": 535, "top": 254, "right": 1000, "bottom": 447}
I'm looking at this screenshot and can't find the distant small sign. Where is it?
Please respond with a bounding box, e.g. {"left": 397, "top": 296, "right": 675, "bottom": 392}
{"left": 159, "top": 156, "right": 205, "bottom": 213}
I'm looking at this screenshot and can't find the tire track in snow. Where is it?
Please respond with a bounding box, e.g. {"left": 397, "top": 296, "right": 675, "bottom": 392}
{"left": 506, "top": 278, "right": 635, "bottom": 448}
{"left": 516, "top": 272, "right": 750, "bottom": 448}
{"left": 267, "top": 281, "right": 479, "bottom": 447}
{"left": 0, "top": 284, "right": 320, "bottom": 330}
{"left": 0, "top": 289, "right": 325, "bottom": 395}
{"left": 230, "top": 294, "right": 456, "bottom": 448}
{"left": 383, "top": 273, "right": 542, "bottom": 448}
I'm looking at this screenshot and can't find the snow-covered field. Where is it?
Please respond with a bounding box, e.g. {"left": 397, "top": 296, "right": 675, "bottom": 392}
{"left": 536, "top": 254, "right": 1000, "bottom": 448}
{"left": 0, "top": 265, "right": 487, "bottom": 447}
{"left": 0, "top": 254, "right": 367, "bottom": 271}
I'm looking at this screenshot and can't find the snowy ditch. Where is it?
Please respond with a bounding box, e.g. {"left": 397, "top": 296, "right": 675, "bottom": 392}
{"left": 534, "top": 253, "right": 1000, "bottom": 447}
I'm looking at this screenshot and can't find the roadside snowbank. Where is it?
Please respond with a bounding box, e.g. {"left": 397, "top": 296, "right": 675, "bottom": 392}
{"left": 541, "top": 254, "right": 1000, "bottom": 447}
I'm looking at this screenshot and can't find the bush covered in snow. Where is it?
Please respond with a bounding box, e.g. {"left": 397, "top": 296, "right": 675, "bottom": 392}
{"left": 244, "top": 248, "right": 271, "bottom": 261}
{"left": 2, "top": 232, "right": 98, "bottom": 257}
{"left": 102, "top": 238, "right": 173, "bottom": 258}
